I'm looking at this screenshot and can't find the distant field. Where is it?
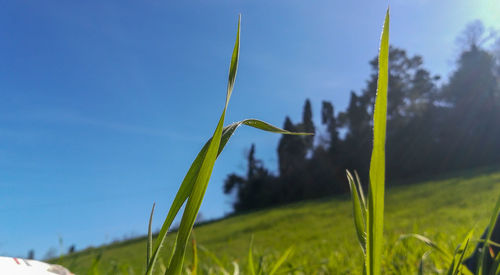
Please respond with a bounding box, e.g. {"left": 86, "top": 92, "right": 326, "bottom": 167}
{"left": 53, "top": 166, "right": 500, "bottom": 274}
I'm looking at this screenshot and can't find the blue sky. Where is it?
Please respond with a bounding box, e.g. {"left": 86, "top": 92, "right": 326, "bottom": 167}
{"left": 0, "top": 0, "right": 499, "bottom": 259}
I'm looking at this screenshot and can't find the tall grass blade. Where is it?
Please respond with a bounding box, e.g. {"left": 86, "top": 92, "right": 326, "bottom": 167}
{"left": 268, "top": 246, "right": 294, "bottom": 275}
{"left": 147, "top": 120, "right": 306, "bottom": 274}
{"left": 191, "top": 238, "right": 198, "bottom": 275}
{"left": 354, "top": 170, "right": 366, "bottom": 208}
{"left": 147, "top": 202, "right": 155, "bottom": 266}
{"left": 452, "top": 229, "right": 473, "bottom": 275}
{"left": 447, "top": 256, "right": 457, "bottom": 275}
{"left": 247, "top": 236, "right": 256, "bottom": 275}
{"left": 144, "top": 15, "right": 311, "bottom": 274}
{"left": 366, "top": 8, "right": 389, "bottom": 275}
{"left": 165, "top": 14, "right": 241, "bottom": 274}
{"left": 399, "top": 234, "right": 453, "bottom": 261}
{"left": 198, "top": 245, "right": 229, "bottom": 274}
{"left": 146, "top": 123, "right": 308, "bottom": 274}
{"left": 88, "top": 251, "right": 103, "bottom": 275}
{"left": 478, "top": 195, "right": 500, "bottom": 275}
{"left": 418, "top": 251, "right": 430, "bottom": 275}
{"left": 347, "top": 170, "right": 367, "bottom": 251}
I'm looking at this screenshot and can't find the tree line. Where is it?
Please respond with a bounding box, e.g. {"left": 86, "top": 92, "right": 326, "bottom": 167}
{"left": 224, "top": 21, "right": 500, "bottom": 213}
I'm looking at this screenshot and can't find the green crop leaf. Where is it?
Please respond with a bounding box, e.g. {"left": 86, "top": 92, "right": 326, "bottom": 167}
{"left": 354, "top": 170, "right": 366, "bottom": 208}
{"left": 347, "top": 170, "right": 367, "bottom": 252}
{"left": 478, "top": 194, "right": 500, "bottom": 275}
{"left": 198, "top": 245, "right": 229, "bottom": 274}
{"left": 191, "top": 238, "right": 198, "bottom": 275}
{"left": 144, "top": 15, "right": 312, "bottom": 275}
{"left": 418, "top": 251, "right": 430, "bottom": 275}
{"left": 268, "top": 246, "right": 294, "bottom": 275}
{"left": 366, "top": 7, "right": 389, "bottom": 275}
{"left": 145, "top": 120, "right": 308, "bottom": 274}
{"left": 399, "top": 234, "right": 453, "bottom": 261}
{"left": 146, "top": 202, "right": 155, "bottom": 266}
{"left": 452, "top": 229, "right": 473, "bottom": 275}
{"left": 165, "top": 14, "right": 241, "bottom": 274}
{"left": 247, "top": 236, "right": 256, "bottom": 275}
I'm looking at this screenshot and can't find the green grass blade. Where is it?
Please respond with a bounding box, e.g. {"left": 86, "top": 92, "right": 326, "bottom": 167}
{"left": 166, "top": 98, "right": 226, "bottom": 275}
{"left": 191, "top": 238, "right": 198, "bottom": 275}
{"left": 418, "top": 251, "right": 430, "bottom": 275}
{"left": 354, "top": 170, "right": 366, "bottom": 208}
{"left": 447, "top": 256, "right": 457, "bottom": 275}
{"left": 478, "top": 195, "right": 500, "bottom": 275}
{"left": 165, "top": 14, "right": 241, "bottom": 274}
{"left": 366, "top": 8, "right": 389, "bottom": 275}
{"left": 347, "top": 170, "right": 367, "bottom": 252}
{"left": 453, "top": 229, "right": 473, "bottom": 275}
{"left": 198, "top": 245, "right": 229, "bottom": 274}
{"left": 225, "top": 14, "right": 240, "bottom": 109}
{"left": 399, "top": 234, "right": 453, "bottom": 261}
{"left": 88, "top": 251, "right": 103, "bottom": 275}
{"left": 146, "top": 15, "right": 311, "bottom": 275}
{"left": 147, "top": 202, "right": 155, "bottom": 266}
{"left": 248, "top": 236, "right": 256, "bottom": 275}
{"left": 146, "top": 121, "right": 308, "bottom": 274}
{"left": 146, "top": 143, "right": 209, "bottom": 274}
{"left": 268, "top": 246, "right": 295, "bottom": 275}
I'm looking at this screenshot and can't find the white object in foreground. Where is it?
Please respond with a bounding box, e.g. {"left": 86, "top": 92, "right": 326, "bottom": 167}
{"left": 0, "top": 256, "right": 73, "bottom": 275}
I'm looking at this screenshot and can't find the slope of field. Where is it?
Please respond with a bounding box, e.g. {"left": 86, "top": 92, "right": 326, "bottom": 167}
{"left": 54, "top": 166, "right": 500, "bottom": 274}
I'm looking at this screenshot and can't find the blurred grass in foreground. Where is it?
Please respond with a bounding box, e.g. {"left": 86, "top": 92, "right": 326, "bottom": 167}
{"left": 53, "top": 165, "right": 500, "bottom": 274}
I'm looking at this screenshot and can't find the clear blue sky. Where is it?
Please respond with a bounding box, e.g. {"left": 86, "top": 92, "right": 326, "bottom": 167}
{"left": 0, "top": 0, "right": 498, "bottom": 259}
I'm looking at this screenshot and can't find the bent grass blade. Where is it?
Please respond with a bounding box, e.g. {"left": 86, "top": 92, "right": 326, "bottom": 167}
{"left": 347, "top": 170, "right": 367, "bottom": 252}
{"left": 145, "top": 15, "right": 312, "bottom": 275}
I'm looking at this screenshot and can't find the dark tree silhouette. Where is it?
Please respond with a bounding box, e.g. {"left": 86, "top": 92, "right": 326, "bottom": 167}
{"left": 223, "top": 20, "right": 500, "bottom": 213}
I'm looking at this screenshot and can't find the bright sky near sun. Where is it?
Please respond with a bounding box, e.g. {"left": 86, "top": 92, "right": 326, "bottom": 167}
{"left": 0, "top": 0, "right": 499, "bottom": 258}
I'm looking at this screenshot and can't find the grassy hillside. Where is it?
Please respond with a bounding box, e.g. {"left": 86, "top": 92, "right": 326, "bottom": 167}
{"left": 54, "top": 166, "right": 500, "bottom": 274}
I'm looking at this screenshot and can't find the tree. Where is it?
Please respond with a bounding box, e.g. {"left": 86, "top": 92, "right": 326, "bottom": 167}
{"left": 222, "top": 21, "right": 500, "bottom": 213}
{"left": 301, "top": 99, "right": 316, "bottom": 154}
{"left": 223, "top": 144, "right": 277, "bottom": 211}
{"left": 321, "top": 101, "right": 339, "bottom": 153}
{"left": 277, "top": 117, "right": 306, "bottom": 178}
{"left": 439, "top": 44, "right": 500, "bottom": 169}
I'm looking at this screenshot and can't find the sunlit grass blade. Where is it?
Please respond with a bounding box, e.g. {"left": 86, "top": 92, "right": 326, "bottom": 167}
{"left": 268, "top": 246, "right": 294, "bottom": 275}
{"left": 418, "top": 251, "right": 430, "bottom": 275}
{"left": 399, "top": 234, "right": 453, "bottom": 261}
{"left": 146, "top": 123, "right": 308, "bottom": 274}
{"left": 88, "top": 251, "right": 103, "bottom": 275}
{"left": 191, "top": 238, "right": 198, "bottom": 275}
{"left": 198, "top": 245, "right": 229, "bottom": 274}
{"left": 143, "top": 14, "right": 312, "bottom": 275}
{"left": 366, "top": 7, "right": 389, "bottom": 275}
{"left": 165, "top": 14, "right": 241, "bottom": 274}
{"left": 478, "top": 195, "right": 500, "bottom": 275}
{"left": 347, "top": 170, "right": 367, "bottom": 251}
{"left": 225, "top": 14, "right": 240, "bottom": 110}
{"left": 147, "top": 202, "right": 155, "bottom": 266}
{"left": 447, "top": 255, "right": 457, "bottom": 275}
{"left": 354, "top": 170, "right": 366, "bottom": 208}
{"left": 452, "top": 229, "right": 473, "bottom": 275}
{"left": 247, "top": 236, "right": 256, "bottom": 275}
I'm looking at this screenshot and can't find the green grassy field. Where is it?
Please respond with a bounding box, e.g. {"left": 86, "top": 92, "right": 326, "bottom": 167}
{"left": 53, "top": 166, "right": 500, "bottom": 274}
